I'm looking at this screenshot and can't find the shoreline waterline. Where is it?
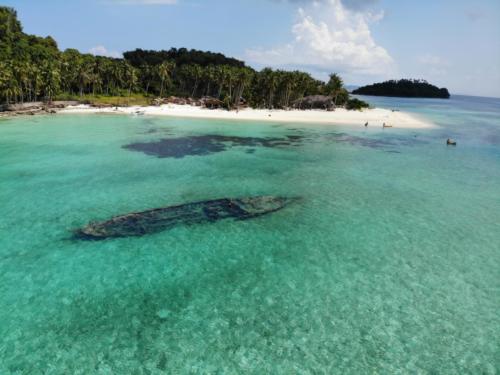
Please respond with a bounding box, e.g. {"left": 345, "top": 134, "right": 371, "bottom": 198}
{"left": 57, "top": 104, "right": 435, "bottom": 129}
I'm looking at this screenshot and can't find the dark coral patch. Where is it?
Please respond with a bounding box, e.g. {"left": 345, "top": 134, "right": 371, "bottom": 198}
{"left": 123, "top": 134, "right": 304, "bottom": 158}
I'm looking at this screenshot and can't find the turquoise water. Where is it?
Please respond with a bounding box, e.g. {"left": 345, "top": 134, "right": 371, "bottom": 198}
{"left": 1, "top": 96, "right": 499, "bottom": 374}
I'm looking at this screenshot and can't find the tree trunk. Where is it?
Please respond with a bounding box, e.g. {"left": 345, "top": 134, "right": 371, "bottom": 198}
{"left": 191, "top": 79, "right": 198, "bottom": 97}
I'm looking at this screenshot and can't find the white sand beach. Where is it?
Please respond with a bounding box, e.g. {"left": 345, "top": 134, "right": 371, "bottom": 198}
{"left": 58, "top": 104, "right": 435, "bottom": 129}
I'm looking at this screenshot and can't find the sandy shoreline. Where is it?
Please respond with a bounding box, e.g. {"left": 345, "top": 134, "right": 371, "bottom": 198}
{"left": 58, "top": 104, "right": 435, "bottom": 129}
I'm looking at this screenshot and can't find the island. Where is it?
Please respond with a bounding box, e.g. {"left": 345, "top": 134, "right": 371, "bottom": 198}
{"left": 0, "top": 6, "right": 434, "bottom": 129}
{"left": 0, "top": 6, "right": 370, "bottom": 115}
{"left": 352, "top": 79, "right": 450, "bottom": 99}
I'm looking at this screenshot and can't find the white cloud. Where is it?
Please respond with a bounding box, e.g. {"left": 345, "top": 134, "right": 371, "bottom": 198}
{"left": 89, "top": 45, "right": 122, "bottom": 58}
{"left": 246, "top": 0, "right": 394, "bottom": 78}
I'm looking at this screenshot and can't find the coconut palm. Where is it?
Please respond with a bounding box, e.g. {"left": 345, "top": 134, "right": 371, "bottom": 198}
{"left": 326, "top": 73, "right": 344, "bottom": 106}
{"left": 76, "top": 59, "right": 92, "bottom": 97}
{"left": 233, "top": 67, "right": 253, "bottom": 107}
{"left": 157, "top": 60, "right": 175, "bottom": 98}
{"left": 203, "top": 65, "right": 216, "bottom": 97}
{"left": 41, "top": 61, "right": 61, "bottom": 102}
{"left": 110, "top": 61, "right": 124, "bottom": 95}
{"left": 122, "top": 61, "right": 138, "bottom": 99}
{"left": 259, "top": 68, "right": 278, "bottom": 109}
{"left": 214, "top": 65, "right": 226, "bottom": 98}
{"left": 0, "top": 62, "right": 17, "bottom": 104}
{"left": 189, "top": 64, "right": 203, "bottom": 97}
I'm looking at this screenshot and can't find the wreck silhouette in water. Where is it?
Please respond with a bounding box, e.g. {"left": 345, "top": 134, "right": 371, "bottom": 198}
{"left": 74, "top": 196, "right": 298, "bottom": 240}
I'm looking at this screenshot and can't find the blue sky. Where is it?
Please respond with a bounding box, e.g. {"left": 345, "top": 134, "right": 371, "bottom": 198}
{"left": 5, "top": 0, "right": 500, "bottom": 97}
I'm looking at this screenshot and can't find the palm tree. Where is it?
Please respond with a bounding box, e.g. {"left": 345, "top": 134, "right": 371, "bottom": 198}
{"left": 224, "top": 66, "right": 236, "bottom": 100}
{"left": 100, "top": 58, "right": 113, "bottom": 95}
{"left": 91, "top": 57, "right": 107, "bottom": 96}
{"left": 123, "top": 62, "right": 138, "bottom": 99}
{"left": 233, "top": 67, "right": 253, "bottom": 108}
{"left": 326, "top": 73, "right": 344, "bottom": 106}
{"left": 203, "top": 65, "right": 216, "bottom": 97}
{"left": 110, "top": 61, "right": 124, "bottom": 95}
{"left": 139, "top": 63, "right": 153, "bottom": 95}
{"left": 260, "top": 68, "right": 278, "bottom": 109}
{"left": 0, "top": 62, "right": 17, "bottom": 104}
{"left": 76, "top": 59, "right": 92, "bottom": 97}
{"left": 214, "top": 65, "right": 226, "bottom": 98}
{"left": 12, "top": 61, "right": 30, "bottom": 103}
{"left": 157, "top": 60, "right": 175, "bottom": 98}
{"left": 60, "top": 49, "right": 82, "bottom": 95}
{"left": 41, "top": 61, "right": 61, "bottom": 102}
{"left": 189, "top": 64, "right": 202, "bottom": 97}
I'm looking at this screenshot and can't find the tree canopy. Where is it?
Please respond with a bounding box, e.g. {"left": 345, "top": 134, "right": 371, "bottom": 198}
{"left": 352, "top": 79, "right": 450, "bottom": 99}
{"left": 123, "top": 48, "right": 245, "bottom": 68}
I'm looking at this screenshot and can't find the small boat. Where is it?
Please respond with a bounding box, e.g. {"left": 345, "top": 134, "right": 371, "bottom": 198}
{"left": 382, "top": 123, "right": 393, "bottom": 128}
{"left": 74, "top": 196, "right": 299, "bottom": 240}
{"left": 446, "top": 138, "right": 457, "bottom": 146}
{"left": 134, "top": 110, "right": 145, "bottom": 116}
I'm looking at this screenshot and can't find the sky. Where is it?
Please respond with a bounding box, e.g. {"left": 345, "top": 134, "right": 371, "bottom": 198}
{"left": 4, "top": 0, "right": 500, "bottom": 97}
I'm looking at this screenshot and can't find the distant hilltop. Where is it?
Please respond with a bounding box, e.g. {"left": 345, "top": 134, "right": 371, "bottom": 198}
{"left": 352, "top": 79, "right": 450, "bottom": 99}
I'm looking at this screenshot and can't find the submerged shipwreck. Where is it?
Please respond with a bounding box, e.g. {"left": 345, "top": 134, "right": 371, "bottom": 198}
{"left": 74, "top": 196, "right": 297, "bottom": 240}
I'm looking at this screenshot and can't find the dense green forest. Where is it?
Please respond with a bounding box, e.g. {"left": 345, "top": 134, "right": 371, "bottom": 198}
{"left": 352, "top": 79, "right": 450, "bottom": 98}
{"left": 0, "top": 6, "right": 367, "bottom": 109}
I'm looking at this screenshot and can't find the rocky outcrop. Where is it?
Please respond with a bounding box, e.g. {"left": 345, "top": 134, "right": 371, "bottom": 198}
{"left": 200, "top": 97, "right": 224, "bottom": 109}
{"left": 152, "top": 96, "right": 224, "bottom": 109}
{"left": 0, "top": 101, "right": 80, "bottom": 116}
{"left": 292, "top": 95, "right": 335, "bottom": 111}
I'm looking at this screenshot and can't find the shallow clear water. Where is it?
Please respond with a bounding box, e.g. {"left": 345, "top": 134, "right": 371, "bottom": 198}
{"left": 1, "top": 96, "right": 499, "bottom": 374}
